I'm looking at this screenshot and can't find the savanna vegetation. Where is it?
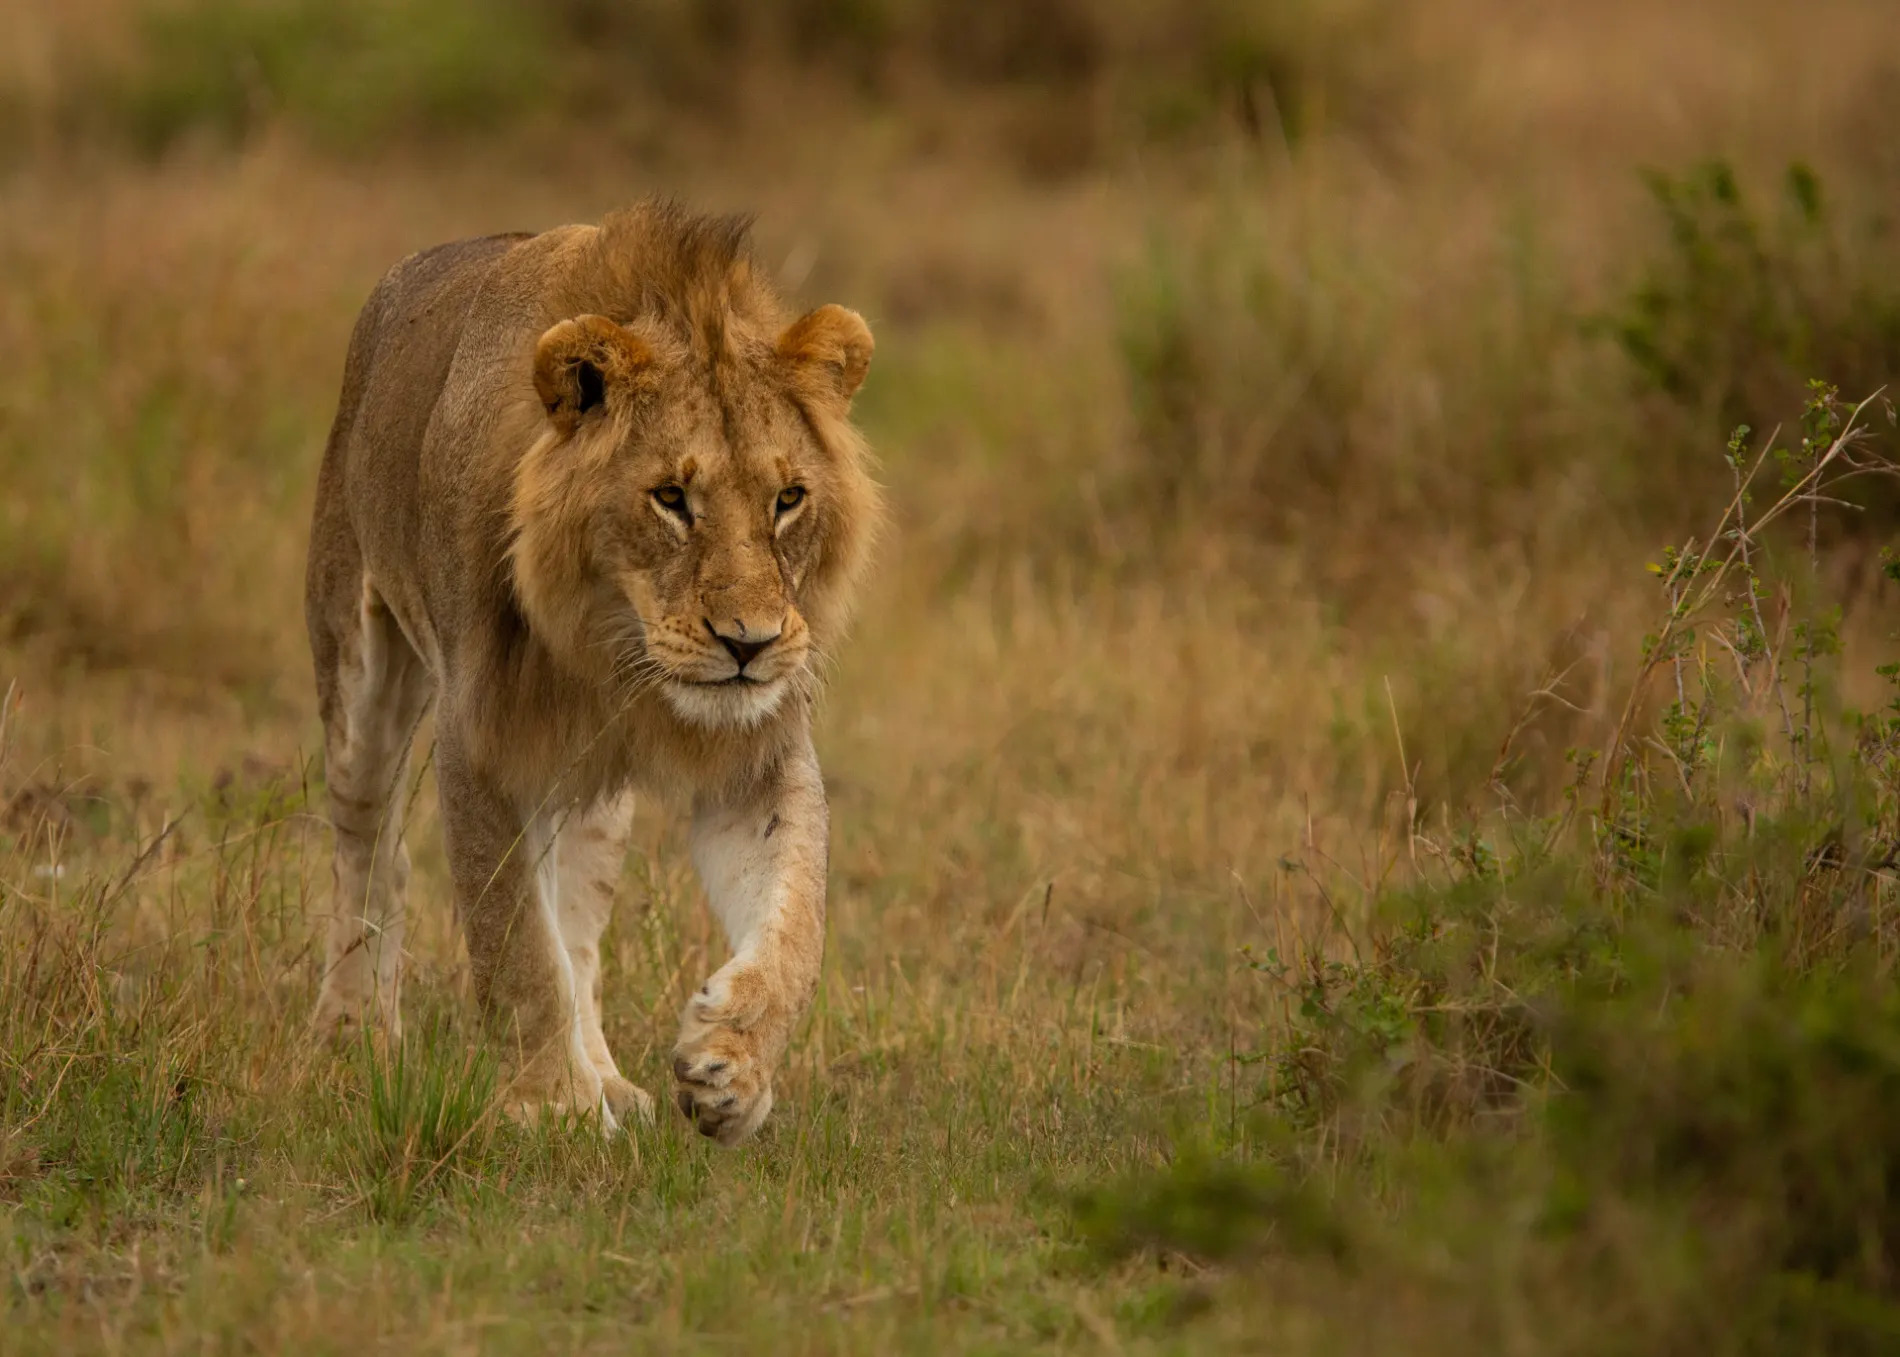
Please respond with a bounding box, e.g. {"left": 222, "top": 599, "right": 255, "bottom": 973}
{"left": 6, "top": 1, "right": 1900, "bottom": 1351}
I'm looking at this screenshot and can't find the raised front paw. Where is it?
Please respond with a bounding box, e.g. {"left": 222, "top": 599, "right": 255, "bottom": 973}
{"left": 671, "top": 980, "right": 779, "bottom": 1145}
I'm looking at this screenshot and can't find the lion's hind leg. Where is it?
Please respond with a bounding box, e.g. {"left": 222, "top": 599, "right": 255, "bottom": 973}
{"left": 310, "top": 576, "right": 433, "bottom": 1044}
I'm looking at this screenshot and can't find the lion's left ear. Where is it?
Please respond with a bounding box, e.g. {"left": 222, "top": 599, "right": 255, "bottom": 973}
{"left": 778, "top": 304, "right": 874, "bottom": 407}
{"left": 534, "top": 314, "right": 655, "bottom": 437}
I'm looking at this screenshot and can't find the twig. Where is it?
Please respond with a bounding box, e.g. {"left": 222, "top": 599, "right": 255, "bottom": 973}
{"left": 101, "top": 816, "right": 185, "bottom": 913}
{"left": 1597, "top": 389, "right": 1887, "bottom": 816}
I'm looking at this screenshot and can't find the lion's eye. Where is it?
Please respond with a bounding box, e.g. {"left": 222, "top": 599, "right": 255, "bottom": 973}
{"left": 652, "top": 485, "right": 688, "bottom": 516}
{"left": 776, "top": 486, "right": 806, "bottom": 515}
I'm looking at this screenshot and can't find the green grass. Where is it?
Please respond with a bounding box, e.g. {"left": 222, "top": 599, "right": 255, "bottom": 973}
{"left": 1063, "top": 391, "right": 1900, "bottom": 1353}
{"left": 8, "top": 387, "right": 1900, "bottom": 1353}
{"left": 0, "top": 699, "right": 1198, "bottom": 1352}
{"left": 0, "top": 817, "right": 1184, "bottom": 1352}
{"left": 103, "top": 0, "right": 553, "bottom": 154}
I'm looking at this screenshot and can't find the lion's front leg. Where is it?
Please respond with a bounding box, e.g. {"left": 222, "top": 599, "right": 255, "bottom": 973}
{"left": 437, "top": 738, "right": 605, "bottom": 1124}
{"left": 673, "top": 747, "right": 828, "bottom": 1145}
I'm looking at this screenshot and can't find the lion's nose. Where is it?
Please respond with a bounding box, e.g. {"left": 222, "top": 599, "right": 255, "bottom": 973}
{"left": 706, "top": 620, "right": 779, "bottom": 672}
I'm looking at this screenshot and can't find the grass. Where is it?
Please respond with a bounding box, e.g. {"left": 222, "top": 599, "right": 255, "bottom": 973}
{"left": 1064, "top": 400, "right": 1900, "bottom": 1347}
{"left": 1, "top": 745, "right": 1184, "bottom": 1350}
{"left": 6, "top": 0, "right": 1900, "bottom": 1351}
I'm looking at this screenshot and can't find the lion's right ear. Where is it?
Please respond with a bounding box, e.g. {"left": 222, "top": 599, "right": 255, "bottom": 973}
{"left": 533, "top": 315, "right": 654, "bottom": 436}
{"left": 778, "top": 304, "right": 874, "bottom": 409}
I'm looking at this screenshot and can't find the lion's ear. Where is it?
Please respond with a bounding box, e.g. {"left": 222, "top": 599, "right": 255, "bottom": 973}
{"left": 533, "top": 315, "right": 654, "bottom": 436}
{"left": 778, "top": 304, "right": 874, "bottom": 407}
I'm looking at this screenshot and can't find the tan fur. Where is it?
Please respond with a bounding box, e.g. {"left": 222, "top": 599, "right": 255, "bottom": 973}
{"left": 304, "top": 201, "right": 880, "bottom": 1143}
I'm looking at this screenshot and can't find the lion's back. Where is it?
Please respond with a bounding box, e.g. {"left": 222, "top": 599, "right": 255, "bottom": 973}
{"left": 327, "top": 232, "right": 531, "bottom": 503}
{"left": 306, "top": 233, "right": 533, "bottom": 657}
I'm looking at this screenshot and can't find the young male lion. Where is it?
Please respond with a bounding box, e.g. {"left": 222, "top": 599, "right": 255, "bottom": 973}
{"left": 304, "top": 200, "right": 878, "bottom": 1144}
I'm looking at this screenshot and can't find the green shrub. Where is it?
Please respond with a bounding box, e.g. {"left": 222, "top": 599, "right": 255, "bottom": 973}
{"left": 110, "top": 0, "right": 553, "bottom": 154}
{"left": 1087, "top": 955, "right": 1900, "bottom": 1353}
{"left": 1112, "top": 0, "right": 1394, "bottom": 146}
{"left": 1610, "top": 161, "right": 1900, "bottom": 530}
{"left": 1110, "top": 192, "right": 1591, "bottom": 557}
{"left": 36, "top": 0, "right": 1401, "bottom": 161}
{"left": 1541, "top": 960, "right": 1900, "bottom": 1352}
{"left": 1114, "top": 203, "right": 1382, "bottom": 531}
{"left": 1071, "top": 385, "right": 1900, "bottom": 1350}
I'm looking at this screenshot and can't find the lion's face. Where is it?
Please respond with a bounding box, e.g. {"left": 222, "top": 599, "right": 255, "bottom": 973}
{"left": 596, "top": 375, "right": 827, "bottom": 731}
{"left": 516, "top": 305, "right": 874, "bottom": 730}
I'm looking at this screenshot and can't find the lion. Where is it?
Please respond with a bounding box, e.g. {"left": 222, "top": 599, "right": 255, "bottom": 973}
{"left": 303, "top": 200, "right": 878, "bottom": 1145}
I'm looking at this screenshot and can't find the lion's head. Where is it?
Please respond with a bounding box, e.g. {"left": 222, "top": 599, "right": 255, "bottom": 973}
{"left": 507, "top": 205, "right": 879, "bottom": 731}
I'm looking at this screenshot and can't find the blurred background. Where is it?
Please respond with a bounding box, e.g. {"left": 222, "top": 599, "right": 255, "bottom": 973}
{"left": 8, "top": 0, "right": 1900, "bottom": 1034}
{"left": 4, "top": 0, "right": 1900, "bottom": 1033}
{"left": 4, "top": 0, "right": 1898, "bottom": 791}
{"left": 6, "top": 2, "right": 1900, "bottom": 1348}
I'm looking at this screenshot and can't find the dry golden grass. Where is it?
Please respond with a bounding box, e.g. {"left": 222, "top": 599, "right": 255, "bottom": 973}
{"left": 6, "top": 1, "right": 1900, "bottom": 1351}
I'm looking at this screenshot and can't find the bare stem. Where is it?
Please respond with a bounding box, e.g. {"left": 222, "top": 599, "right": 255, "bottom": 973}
{"left": 1597, "top": 388, "right": 1889, "bottom": 822}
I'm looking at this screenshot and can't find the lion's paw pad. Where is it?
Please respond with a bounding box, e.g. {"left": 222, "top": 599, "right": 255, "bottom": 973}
{"left": 671, "top": 1040, "right": 773, "bottom": 1145}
